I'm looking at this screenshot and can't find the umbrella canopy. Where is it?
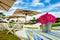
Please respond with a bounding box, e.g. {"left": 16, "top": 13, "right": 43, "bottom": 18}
{"left": 13, "top": 9, "right": 41, "bottom": 16}
{"left": 0, "top": 0, "right": 16, "bottom": 11}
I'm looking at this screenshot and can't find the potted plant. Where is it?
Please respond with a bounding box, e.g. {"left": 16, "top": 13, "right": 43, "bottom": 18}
{"left": 38, "top": 12, "right": 56, "bottom": 33}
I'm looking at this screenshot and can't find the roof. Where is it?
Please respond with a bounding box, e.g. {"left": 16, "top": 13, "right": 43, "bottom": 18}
{"left": 13, "top": 9, "right": 41, "bottom": 16}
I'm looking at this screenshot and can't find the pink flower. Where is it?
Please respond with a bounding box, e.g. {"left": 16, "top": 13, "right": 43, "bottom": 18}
{"left": 38, "top": 14, "right": 47, "bottom": 24}
{"left": 46, "top": 12, "right": 56, "bottom": 23}
{"left": 38, "top": 12, "right": 56, "bottom": 24}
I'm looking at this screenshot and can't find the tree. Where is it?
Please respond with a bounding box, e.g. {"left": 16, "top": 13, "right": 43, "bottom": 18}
{"left": 0, "top": 12, "right": 5, "bottom": 20}
{"left": 29, "top": 17, "right": 38, "bottom": 24}
{"left": 0, "top": 12, "right": 5, "bottom": 17}
{"left": 9, "top": 20, "right": 15, "bottom": 23}
{"left": 0, "top": 12, "right": 5, "bottom": 16}
{"left": 56, "top": 18, "right": 60, "bottom": 23}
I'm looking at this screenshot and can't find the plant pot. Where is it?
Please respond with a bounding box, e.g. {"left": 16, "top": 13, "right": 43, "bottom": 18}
{"left": 42, "top": 22, "right": 52, "bottom": 33}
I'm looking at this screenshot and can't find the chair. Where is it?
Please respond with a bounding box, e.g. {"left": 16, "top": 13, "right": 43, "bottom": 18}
{"left": 0, "top": 23, "right": 4, "bottom": 31}
{"left": 12, "top": 23, "right": 20, "bottom": 32}
{"left": 4, "top": 23, "right": 14, "bottom": 34}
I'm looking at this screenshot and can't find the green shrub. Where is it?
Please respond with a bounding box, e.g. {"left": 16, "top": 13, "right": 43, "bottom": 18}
{"left": 40, "top": 23, "right": 60, "bottom": 29}
{"left": 9, "top": 20, "right": 15, "bottom": 23}
{"left": 52, "top": 23, "right": 60, "bottom": 27}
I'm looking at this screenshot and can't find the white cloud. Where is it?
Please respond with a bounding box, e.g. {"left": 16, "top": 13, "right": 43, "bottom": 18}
{"left": 14, "top": 0, "right": 26, "bottom": 5}
{"left": 48, "top": 12, "right": 60, "bottom": 18}
{"left": 0, "top": 10, "right": 7, "bottom": 15}
{"left": 14, "top": 1, "right": 20, "bottom": 4}
{"left": 32, "top": 0, "right": 39, "bottom": 4}
{"left": 8, "top": 7, "right": 17, "bottom": 12}
{"left": 31, "top": 0, "right": 44, "bottom": 7}
{"left": 35, "top": 10, "right": 41, "bottom": 12}
{"left": 42, "top": 12, "right": 60, "bottom": 18}
{"left": 41, "top": 2, "right": 60, "bottom": 12}
{"left": 10, "top": 7, "right": 17, "bottom": 10}
{"left": 7, "top": 9, "right": 16, "bottom": 15}
{"left": 5, "top": 6, "right": 18, "bottom": 15}
{"left": 33, "top": 12, "right": 47, "bottom": 18}
{"left": 32, "top": 12, "right": 60, "bottom": 18}
{"left": 14, "top": 0, "right": 23, "bottom": 4}
{"left": 45, "top": 0, "right": 50, "bottom": 3}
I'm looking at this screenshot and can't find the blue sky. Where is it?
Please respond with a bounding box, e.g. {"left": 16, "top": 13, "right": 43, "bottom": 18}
{"left": 10, "top": 0, "right": 60, "bottom": 12}
{"left": 1, "top": 0, "right": 60, "bottom": 17}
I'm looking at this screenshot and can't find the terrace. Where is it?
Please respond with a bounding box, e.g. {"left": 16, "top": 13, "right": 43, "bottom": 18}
{"left": 0, "top": 0, "right": 60, "bottom": 40}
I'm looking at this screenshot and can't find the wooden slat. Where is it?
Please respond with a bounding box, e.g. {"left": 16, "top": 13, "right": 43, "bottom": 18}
{"left": 0, "top": 0, "right": 16, "bottom": 10}
{"left": 0, "top": 3, "right": 10, "bottom": 11}
{"left": 0, "top": 5, "right": 5, "bottom": 10}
